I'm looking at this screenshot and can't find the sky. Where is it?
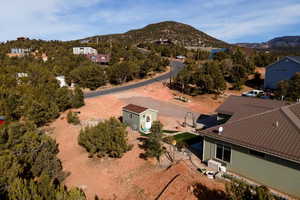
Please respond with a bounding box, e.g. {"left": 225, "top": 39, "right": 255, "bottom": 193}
{"left": 1, "top": 0, "right": 300, "bottom": 43}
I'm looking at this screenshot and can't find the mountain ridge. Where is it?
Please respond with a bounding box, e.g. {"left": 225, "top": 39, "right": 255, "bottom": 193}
{"left": 236, "top": 36, "right": 300, "bottom": 49}
{"left": 80, "top": 21, "right": 229, "bottom": 48}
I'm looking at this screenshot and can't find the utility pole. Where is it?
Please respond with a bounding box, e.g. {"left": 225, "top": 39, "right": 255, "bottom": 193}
{"left": 169, "top": 64, "right": 172, "bottom": 87}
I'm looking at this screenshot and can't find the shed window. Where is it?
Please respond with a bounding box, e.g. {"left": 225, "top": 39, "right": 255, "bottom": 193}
{"left": 129, "top": 114, "right": 133, "bottom": 119}
{"left": 216, "top": 144, "right": 231, "bottom": 162}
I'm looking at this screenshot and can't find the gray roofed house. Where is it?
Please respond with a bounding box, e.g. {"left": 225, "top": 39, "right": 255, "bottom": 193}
{"left": 216, "top": 95, "right": 288, "bottom": 122}
{"left": 199, "top": 96, "right": 300, "bottom": 197}
{"left": 264, "top": 56, "right": 300, "bottom": 89}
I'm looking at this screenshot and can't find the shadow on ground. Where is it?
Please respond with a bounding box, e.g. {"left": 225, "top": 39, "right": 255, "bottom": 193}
{"left": 193, "top": 183, "right": 228, "bottom": 200}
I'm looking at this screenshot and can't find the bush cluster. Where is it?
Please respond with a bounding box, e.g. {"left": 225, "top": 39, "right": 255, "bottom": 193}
{"left": 277, "top": 72, "right": 300, "bottom": 101}
{"left": 67, "top": 111, "right": 80, "bottom": 125}
{"left": 0, "top": 122, "right": 86, "bottom": 199}
{"left": 78, "top": 117, "right": 132, "bottom": 158}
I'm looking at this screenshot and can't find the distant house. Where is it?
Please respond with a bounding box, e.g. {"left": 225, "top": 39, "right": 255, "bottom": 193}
{"left": 0, "top": 116, "right": 5, "bottom": 125}
{"left": 56, "top": 76, "right": 68, "bottom": 87}
{"left": 122, "top": 104, "right": 158, "bottom": 133}
{"left": 80, "top": 39, "right": 91, "bottom": 44}
{"left": 85, "top": 54, "right": 111, "bottom": 65}
{"left": 154, "top": 39, "right": 172, "bottom": 45}
{"left": 17, "top": 73, "right": 28, "bottom": 78}
{"left": 16, "top": 73, "right": 28, "bottom": 84}
{"left": 17, "top": 37, "right": 29, "bottom": 41}
{"left": 11, "top": 48, "right": 31, "bottom": 54}
{"left": 73, "top": 47, "right": 97, "bottom": 55}
{"left": 7, "top": 48, "right": 31, "bottom": 57}
{"left": 264, "top": 56, "right": 300, "bottom": 89}
{"left": 31, "top": 50, "right": 48, "bottom": 62}
{"left": 199, "top": 96, "right": 300, "bottom": 197}
{"left": 41, "top": 53, "right": 48, "bottom": 62}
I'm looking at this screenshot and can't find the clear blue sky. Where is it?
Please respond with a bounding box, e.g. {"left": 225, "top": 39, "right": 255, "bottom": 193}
{"left": 1, "top": 0, "right": 300, "bottom": 43}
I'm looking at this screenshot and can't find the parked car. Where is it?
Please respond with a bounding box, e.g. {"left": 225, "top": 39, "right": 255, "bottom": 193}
{"left": 242, "top": 90, "right": 264, "bottom": 97}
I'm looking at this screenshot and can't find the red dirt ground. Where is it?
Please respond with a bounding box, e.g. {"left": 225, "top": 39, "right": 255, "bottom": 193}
{"left": 51, "top": 115, "right": 225, "bottom": 200}
{"left": 50, "top": 81, "right": 248, "bottom": 199}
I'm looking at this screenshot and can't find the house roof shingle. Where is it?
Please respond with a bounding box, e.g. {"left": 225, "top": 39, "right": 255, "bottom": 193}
{"left": 288, "top": 56, "right": 300, "bottom": 64}
{"left": 85, "top": 54, "right": 111, "bottom": 63}
{"left": 123, "top": 104, "right": 148, "bottom": 114}
{"left": 201, "top": 96, "right": 300, "bottom": 163}
{"left": 216, "top": 96, "right": 288, "bottom": 121}
{"left": 290, "top": 103, "right": 300, "bottom": 119}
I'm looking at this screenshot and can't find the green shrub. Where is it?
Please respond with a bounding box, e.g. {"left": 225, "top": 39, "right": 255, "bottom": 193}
{"left": 142, "top": 121, "right": 165, "bottom": 161}
{"left": 163, "top": 136, "right": 175, "bottom": 144}
{"left": 226, "top": 179, "right": 275, "bottom": 200}
{"left": 78, "top": 117, "right": 132, "bottom": 158}
{"left": 0, "top": 122, "right": 86, "bottom": 199}
{"left": 67, "top": 111, "right": 80, "bottom": 125}
{"left": 71, "top": 86, "right": 85, "bottom": 108}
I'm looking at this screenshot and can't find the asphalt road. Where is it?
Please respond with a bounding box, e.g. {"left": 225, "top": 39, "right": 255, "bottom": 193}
{"left": 84, "top": 60, "right": 185, "bottom": 98}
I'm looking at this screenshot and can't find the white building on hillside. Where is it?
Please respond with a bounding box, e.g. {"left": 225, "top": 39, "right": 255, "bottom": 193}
{"left": 56, "top": 76, "right": 68, "bottom": 87}
{"left": 16, "top": 73, "right": 29, "bottom": 84}
{"left": 11, "top": 48, "right": 31, "bottom": 55}
{"left": 73, "top": 47, "right": 97, "bottom": 55}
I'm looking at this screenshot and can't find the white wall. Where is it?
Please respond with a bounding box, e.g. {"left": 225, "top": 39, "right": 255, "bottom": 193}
{"left": 73, "top": 47, "right": 97, "bottom": 55}
{"left": 56, "top": 76, "right": 68, "bottom": 87}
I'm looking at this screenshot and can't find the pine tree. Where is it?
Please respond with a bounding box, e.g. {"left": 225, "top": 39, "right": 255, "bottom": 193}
{"left": 71, "top": 87, "right": 84, "bottom": 108}
{"left": 78, "top": 117, "right": 131, "bottom": 158}
{"left": 144, "top": 121, "right": 164, "bottom": 161}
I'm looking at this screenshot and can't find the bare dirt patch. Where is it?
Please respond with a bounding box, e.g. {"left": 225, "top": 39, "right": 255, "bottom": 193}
{"left": 52, "top": 116, "right": 225, "bottom": 200}
{"left": 51, "top": 81, "right": 231, "bottom": 200}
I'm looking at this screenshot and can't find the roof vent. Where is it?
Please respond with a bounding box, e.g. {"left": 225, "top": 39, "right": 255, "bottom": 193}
{"left": 218, "top": 127, "right": 224, "bottom": 135}
{"left": 274, "top": 121, "right": 279, "bottom": 127}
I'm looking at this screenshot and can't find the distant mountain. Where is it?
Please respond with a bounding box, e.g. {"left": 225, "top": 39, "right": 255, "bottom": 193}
{"left": 81, "top": 21, "right": 228, "bottom": 48}
{"left": 236, "top": 36, "right": 300, "bottom": 49}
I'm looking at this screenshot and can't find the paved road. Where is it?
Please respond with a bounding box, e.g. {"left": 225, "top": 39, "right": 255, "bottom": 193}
{"left": 84, "top": 61, "right": 185, "bottom": 98}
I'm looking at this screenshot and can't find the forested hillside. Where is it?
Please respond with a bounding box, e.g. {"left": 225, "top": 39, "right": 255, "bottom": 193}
{"left": 82, "top": 21, "right": 229, "bottom": 48}
{"left": 236, "top": 36, "right": 300, "bottom": 55}
{"left": 1, "top": 21, "right": 298, "bottom": 199}
{"left": 172, "top": 49, "right": 277, "bottom": 95}
{"left": 0, "top": 122, "right": 86, "bottom": 199}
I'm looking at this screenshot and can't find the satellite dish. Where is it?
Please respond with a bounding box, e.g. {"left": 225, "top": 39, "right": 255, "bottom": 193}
{"left": 218, "top": 127, "right": 224, "bottom": 134}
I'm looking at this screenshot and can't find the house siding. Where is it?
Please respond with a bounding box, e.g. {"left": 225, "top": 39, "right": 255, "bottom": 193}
{"left": 203, "top": 137, "right": 300, "bottom": 197}
{"left": 123, "top": 109, "right": 158, "bottom": 132}
{"left": 122, "top": 110, "right": 140, "bottom": 131}
{"left": 73, "top": 47, "right": 97, "bottom": 55}
{"left": 264, "top": 58, "right": 300, "bottom": 89}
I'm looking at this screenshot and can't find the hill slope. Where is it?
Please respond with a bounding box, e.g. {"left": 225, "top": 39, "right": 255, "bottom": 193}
{"left": 236, "top": 36, "right": 300, "bottom": 50}
{"left": 82, "top": 21, "right": 228, "bottom": 48}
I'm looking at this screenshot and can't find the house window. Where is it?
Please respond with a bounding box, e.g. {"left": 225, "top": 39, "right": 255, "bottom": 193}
{"left": 249, "top": 150, "right": 265, "bottom": 158}
{"left": 129, "top": 114, "right": 133, "bottom": 119}
{"left": 146, "top": 116, "right": 151, "bottom": 122}
{"left": 216, "top": 144, "right": 231, "bottom": 162}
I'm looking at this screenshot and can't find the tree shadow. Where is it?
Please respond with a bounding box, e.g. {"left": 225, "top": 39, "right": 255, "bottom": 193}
{"left": 118, "top": 116, "right": 123, "bottom": 123}
{"left": 193, "top": 183, "right": 228, "bottom": 200}
{"left": 245, "top": 72, "right": 264, "bottom": 89}
{"left": 137, "top": 137, "right": 148, "bottom": 160}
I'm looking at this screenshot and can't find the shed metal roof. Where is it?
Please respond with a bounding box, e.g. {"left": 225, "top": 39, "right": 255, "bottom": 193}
{"left": 123, "top": 104, "right": 148, "bottom": 114}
